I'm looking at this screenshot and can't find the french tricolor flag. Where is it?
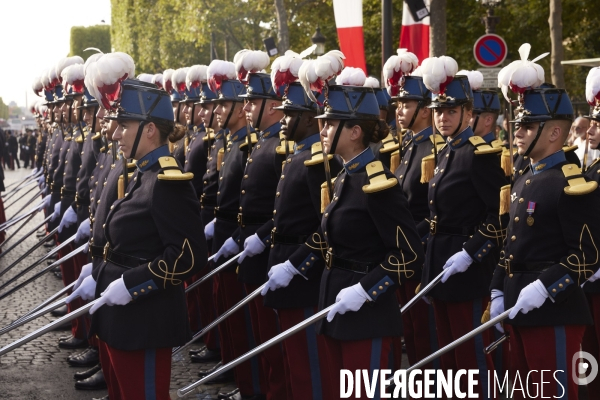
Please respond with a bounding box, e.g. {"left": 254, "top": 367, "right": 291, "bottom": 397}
{"left": 333, "top": 0, "right": 367, "bottom": 73}
{"left": 399, "top": 0, "right": 430, "bottom": 63}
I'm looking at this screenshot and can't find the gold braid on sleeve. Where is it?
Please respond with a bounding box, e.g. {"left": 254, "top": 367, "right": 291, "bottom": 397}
{"left": 148, "top": 238, "right": 195, "bottom": 288}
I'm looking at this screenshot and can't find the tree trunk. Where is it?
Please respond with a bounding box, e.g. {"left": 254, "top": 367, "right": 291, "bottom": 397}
{"left": 429, "top": 0, "right": 447, "bottom": 57}
{"left": 274, "top": 0, "right": 290, "bottom": 54}
{"left": 549, "top": 0, "right": 565, "bottom": 88}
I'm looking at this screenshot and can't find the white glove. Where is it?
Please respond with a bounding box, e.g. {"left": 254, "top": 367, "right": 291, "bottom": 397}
{"left": 238, "top": 234, "right": 266, "bottom": 263}
{"left": 66, "top": 275, "right": 96, "bottom": 303}
{"left": 37, "top": 174, "right": 45, "bottom": 187}
{"left": 261, "top": 260, "right": 300, "bottom": 295}
{"left": 327, "top": 283, "right": 372, "bottom": 322}
{"left": 73, "top": 263, "right": 93, "bottom": 291}
{"left": 588, "top": 268, "right": 600, "bottom": 283}
{"left": 508, "top": 279, "right": 549, "bottom": 319}
{"left": 83, "top": 242, "right": 89, "bottom": 254}
{"left": 213, "top": 237, "right": 239, "bottom": 262}
{"left": 32, "top": 167, "right": 38, "bottom": 174}
{"left": 75, "top": 219, "right": 91, "bottom": 243}
{"left": 89, "top": 276, "right": 132, "bottom": 314}
{"left": 41, "top": 194, "right": 52, "bottom": 211}
{"left": 50, "top": 201, "right": 61, "bottom": 222}
{"left": 204, "top": 218, "right": 216, "bottom": 240}
{"left": 58, "top": 206, "right": 77, "bottom": 233}
{"left": 441, "top": 249, "right": 473, "bottom": 283}
{"left": 490, "top": 289, "right": 505, "bottom": 333}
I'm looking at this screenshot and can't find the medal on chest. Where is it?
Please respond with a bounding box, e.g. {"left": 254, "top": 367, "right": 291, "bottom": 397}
{"left": 526, "top": 201, "right": 536, "bottom": 226}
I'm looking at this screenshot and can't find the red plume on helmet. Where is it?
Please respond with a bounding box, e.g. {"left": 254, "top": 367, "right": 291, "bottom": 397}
{"left": 172, "top": 68, "right": 190, "bottom": 94}
{"left": 233, "top": 50, "right": 270, "bottom": 84}
{"left": 298, "top": 50, "right": 346, "bottom": 104}
{"left": 498, "top": 43, "right": 548, "bottom": 103}
{"left": 383, "top": 49, "right": 419, "bottom": 97}
{"left": 270, "top": 52, "right": 304, "bottom": 95}
{"left": 163, "top": 69, "right": 175, "bottom": 93}
{"left": 421, "top": 56, "right": 459, "bottom": 95}
{"left": 93, "top": 52, "right": 135, "bottom": 111}
{"left": 62, "top": 64, "right": 85, "bottom": 94}
{"left": 207, "top": 60, "right": 236, "bottom": 93}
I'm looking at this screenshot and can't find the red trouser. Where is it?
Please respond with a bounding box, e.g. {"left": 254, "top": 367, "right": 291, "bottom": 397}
{"left": 244, "top": 283, "right": 290, "bottom": 400}
{"left": 432, "top": 298, "right": 496, "bottom": 399}
{"left": 58, "top": 242, "right": 87, "bottom": 340}
{"left": 583, "top": 293, "right": 600, "bottom": 398}
{"left": 506, "top": 324, "right": 585, "bottom": 400}
{"left": 213, "top": 270, "right": 264, "bottom": 396}
{"left": 395, "top": 280, "right": 439, "bottom": 368}
{"left": 185, "top": 271, "right": 219, "bottom": 350}
{"left": 323, "top": 335, "right": 392, "bottom": 400}
{"left": 100, "top": 340, "right": 171, "bottom": 400}
{"left": 278, "top": 307, "right": 336, "bottom": 400}
{"left": 72, "top": 251, "right": 97, "bottom": 347}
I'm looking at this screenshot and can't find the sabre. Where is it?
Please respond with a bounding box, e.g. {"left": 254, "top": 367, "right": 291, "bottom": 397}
{"left": 173, "top": 283, "right": 264, "bottom": 357}
{"left": 0, "top": 243, "right": 85, "bottom": 301}
{"left": 0, "top": 215, "right": 52, "bottom": 257}
{"left": 0, "top": 296, "right": 70, "bottom": 336}
{"left": 407, "top": 308, "right": 513, "bottom": 372}
{"left": 2, "top": 174, "right": 39, "bottom": 197}
{"left": 2, "top": 179, "right": 37, "bottom": 203}
{"left": 507, "top": 105, "right": 515, "bottom": 184}
{"left": 4, "top": 186, "right": 42, "bottom": 211}
{"left": 0, "top": 299, "right": 101, "bottom": 357}
{"left": 5, "top": 281, "right": 75, "bottom": 331}
{"left": 583, "top": 122, "right": 591, "bottom": 173}
{"left": 177, "top": 304, "right": 335, "bottom": 397}
{"left": 183, "top": 253, "right": 237, "bottom": 293}
{"left": 0, "top": 233, "right": 75, "bottom": 291}
{"left": 484, "top": 332, "right": 510, "bottom": 354}
{"left": 400, "top": 269, "right": 445, "bottom": 314}
{"left": 0, "top": 212, "right": 37, "bottom": 248}
{"left": 0, "top": 227, "right": 59, "bottom": 279}
{"left": 0, "top": 201, "right": 43, "bottom": 231}
{"left": 3, "top": 171, "right": 38, "bottom": 190}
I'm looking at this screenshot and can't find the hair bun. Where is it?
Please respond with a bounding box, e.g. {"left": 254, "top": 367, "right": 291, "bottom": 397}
{"left": 370, "top": 120, "right": 390, "bottom": 143}
{"left": 168, "top": 123, "right": 187, "bottom": 143}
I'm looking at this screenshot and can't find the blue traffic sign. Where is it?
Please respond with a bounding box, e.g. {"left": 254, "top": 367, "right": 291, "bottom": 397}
{"left": 473, "top": 34, "right": 508, "bottom": 68}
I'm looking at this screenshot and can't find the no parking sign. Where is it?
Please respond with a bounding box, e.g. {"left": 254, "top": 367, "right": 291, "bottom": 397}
{"left": 473, "top": 34, "right": 508, "bottom": 68}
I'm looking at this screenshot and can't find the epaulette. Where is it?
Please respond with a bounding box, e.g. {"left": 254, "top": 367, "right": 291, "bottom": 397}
{"left": 203, "top": 131, "right": 215, "bottom": 142}
{"left": 379, "top": 133, "right": 400, "bottom": 154}
{"left": 562, "top": 164, "right": 597, "bottom": 195}
{"left": 320, "top": 177, "right": 338, "bottom": 213}
{"left": 304, "top": 142, "right": 333, "bottom": 166}
{"left": 157, "top": 156, "right": 194, "bottom": 181}
{"left": 127, "top": 161, "right": 137, "bottom": 170}
{"left": 75, "top": 134, "right": 84, "bottom": 144}
{"left": 217, "top": 148, "right": 224, "bottom": 171}
{"left": 389, "top": 149, "right": 400, "bottom": 172}
{"left": 431, "top": 133, "right": 446, "bottom": 152}
{"left": 276, "top": 134, "right": 295, "bottom": 154}
{"left": 65, "top": 135, "right": 73, "bottom": 142}
{"left": 362, "top": 161, "right": 398, "bottom": 193}
{"left": 469, "top": 136, "right": 502, "bottom": 155}
{"left": 239, "top": 133, "right": 259, "bottom": 149}
{"left": 490, "top": 139, "right": 504, "bottom": 149}
{"left": 91, "top": 132, "right": 102, "bottom": 141}
{"left": 118, "top": 173, "right": 135, "bottom": 199}
{"left": 563, "top": 145, "right": 578, "bottom": 154}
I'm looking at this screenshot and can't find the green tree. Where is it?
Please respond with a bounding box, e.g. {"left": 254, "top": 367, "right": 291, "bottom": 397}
{"left": 70, "top": 25, "right": 111, "bottom": 60}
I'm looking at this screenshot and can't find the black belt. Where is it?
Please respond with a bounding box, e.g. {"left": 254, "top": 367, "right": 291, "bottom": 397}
{"left": 104, "top": 245, "right": 151, "bottom": 269}
{"left": 76, "top": 194, "right": 91, "bottom": 207}
{"left": 214, "top": 209, "right": 238, "bottom": 223}
{"left": 325, "top": 251, "right": 375, "bottom": 274}
{"left": 429, "top": 220, "right": 477, "bottom": 236}
{"left": 50, "top": 183, "right": 61, "bottom": 194}
{"left": 271, "top": 231, "right": 308, "bottom": 245}
{"left": 508, "top": 261, "right": 554, "bottom": 273}
{"left": 61, "top": 187, "right": 76, "bottom": 198}
{"left": 200, "top": 195, "right": 216, "bottom": 208}
{"left": 237, "top": 213, "right": 271, "bottom": 227}
{"left": 89, "top": 244, "right": 104, "bottom": 259}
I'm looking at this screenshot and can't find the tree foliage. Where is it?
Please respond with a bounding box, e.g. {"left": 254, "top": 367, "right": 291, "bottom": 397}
{"left": 69, "top": 25, "right": 111, "bottom": 61}
{"left": 110, "top": 0, "right": 600, "bottom": 100}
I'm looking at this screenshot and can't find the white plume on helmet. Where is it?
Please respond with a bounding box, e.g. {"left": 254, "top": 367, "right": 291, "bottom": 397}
{"left": 137, "top": 73, "right": 154, "bottom": 83}
{"left": 497, "top": 43, "right": 548, "bottom": 101}
{"left": 186, "top": 65, "right": 209, "bottom": 90}
{"left": 62, "top": 64, "right": 86, "bottom": 94}
{"left": 32, "top": 76, "right": 43, "bottom": 97}
{"left": 421, "top": 56, "right": 459, "bottom": 95}
{"left": 152, "top": 73, "right": 164, "bottom": 90}
{"left": 383, "top": 49, "right": 419, "bottom": 96}
{"left": 336, "top": 67, "right": 366, "bottom": 86}
{"left": 92, "top": 52, "right": 136, "bottom": 110}
{"left": 207, "top": 60, "right": 236, "bottom": 93}
{"left": 172, "top": 68, "right": 190, "bottom": 94}
{"left": 84, "top": 54, "right": 104, "bottom": 103}
{"left": 270, "top": 52, "right": 304, "bottom": 94}
{"left": 234, "top": 50, "right": 270, "bottom": 83}
{"left": 585, "top": 67, "right": 600, "bottom": 106}
{"left": 163, "top": 69, "right": 175, "bottom": 93}
{"left": 299, "top": 50, "right": 346, "bottom": 103}
{"left": 363, "top": 77, "right": 380, "bottom": 88}
{"left": 54, "top": 56, "right": 84, "bottom": 85}
{"left": 457, "top": 70, "right": 484, "bottom": 91}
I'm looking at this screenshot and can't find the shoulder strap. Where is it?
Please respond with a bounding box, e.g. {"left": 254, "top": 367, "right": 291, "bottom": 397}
{"left": 362, "top": 161, "right": 397, "bottom": 193}
{"left": 562, "top": 164, "right": 597, "bottom": 195}
{"left": 469, "top": 136, "right": 502, "bottom": 155}
{"left": 157, "top": 156, "right": 194, "bottom": 181}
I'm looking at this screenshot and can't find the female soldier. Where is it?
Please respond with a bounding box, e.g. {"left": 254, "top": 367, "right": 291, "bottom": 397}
{"left": 72, "top": 77, "right": 207, "bottom": 399}
{"left": 263, "top": 81, "right": 425, "bottom": 395}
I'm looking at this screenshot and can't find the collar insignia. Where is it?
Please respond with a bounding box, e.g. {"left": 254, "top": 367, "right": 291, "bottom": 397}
{"left": 348, "top": 162, "right": 360, "bottom": 171}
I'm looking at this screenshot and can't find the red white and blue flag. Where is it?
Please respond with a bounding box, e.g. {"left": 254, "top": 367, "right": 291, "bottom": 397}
{"left": 332, "top": 0, "right": 367, "bottom": 73}
{"left": 399, "top": 0, "right": 430, "bottom": 63}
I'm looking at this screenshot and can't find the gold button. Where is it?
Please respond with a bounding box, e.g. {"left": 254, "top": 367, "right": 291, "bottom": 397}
{"left": 248, "top": 159, "right": 253, "bottom": 163}
{"left": 399, "top": 175, "right": 403, "bottom": 179}
{"left": 429, "top": 200, "right": 433, "bottom": 204}
{"left": 404, "top": 161, "right": 408, "bottom": 164}
{"left": 281, "top": 175, "right": 285, "bottom": 180}
{"left": 446, "top": 154, "right": 449, "bottom": 157}
{"left": 379, "top": 286, "right": 383, "bottom": 290}
{"left": 518, "top": 198, "right": 524, "bottom": 203}
{"left": 241, "top": 190, "right": 245, "bottom": 194}
{"left": 509, "top": 274, "right": 514, "bottom": 278}
{"left": 110, "top": 205, "right": 114, "bottom": 210}
{"left": 524, "top": 156, "right": 528, "bottom": 160}
{"left": 440, "top": 169, "right": 444, "bottom": 172}
{"left": 329, "top": 247, "right": 333, "bottom": 251}
{"left": 305, "top": 262, "right": 310, "bottom": 266}
{"left": 511, "top": 235, "right": 516, "bottom": 241}
{"left": 384, "top": 282, "right": 389, "bottom": 286}
{"left": 372, "top": 291, "right": 377, "bottom": 296}
{"left": 244, "top": 174, "right": 248, "bottom": 179}
{"left": 558, "top": 283, "right": 563, "bottom": 288}
{"left": 509, "top": 255, "right": 514, "bottom": 260}
{"left": 219, "top": 177, "right": 223, "bottom": 180}
{"left": 432, "top": 183, "right": 436, "bottom": 187}
{"left": 273, "top": 210, "right": 277, "bottom": 215}
{"left": 276, "top": 192, "right": 280, "bottom": 197}
{"left": 478, "top": 254, "right": 482, "bottom": 258}
{"left": 565, "top": 279, "right": 570, "bottom": 283}
{"left": 487, "top": 244, "right": 492, "bottom": 248}
{"left": 141, "top": 289, "right": 145, "bottom": 293}
{"left": 552, "top": 288, "right": 557, "bottom": 293}
{"left": 514, "top": 217, "right": 519, "bottom": 223}
{"left": 133, "top": 292, "right": 138, "bottom": 296}
{"left": 102, "top": 224, "right": 105, "bottom": 228}
{"left": 324, "top": 213, "right": 328, "bottom": 217}
{"left": 217, "top": 191, "right": 220, "bottom": 195}
{"left": 311, "top": 257, "right": 315, "bottom": 261}
{"left": 525, "top": 179, "right": 531, "bottom": 185}
{"left": 148, "top": 286, "right": 152, "bottom": 290}
{"left": 483, "top": 249, "right": 487, "bottom": 253}
{"left": 97, "top": 200, "right": 100, "bottom": 204}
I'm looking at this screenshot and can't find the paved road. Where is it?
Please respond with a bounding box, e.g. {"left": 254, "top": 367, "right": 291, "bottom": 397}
{"left": 0, "top": 168, "right": 236, "bottom": 400}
